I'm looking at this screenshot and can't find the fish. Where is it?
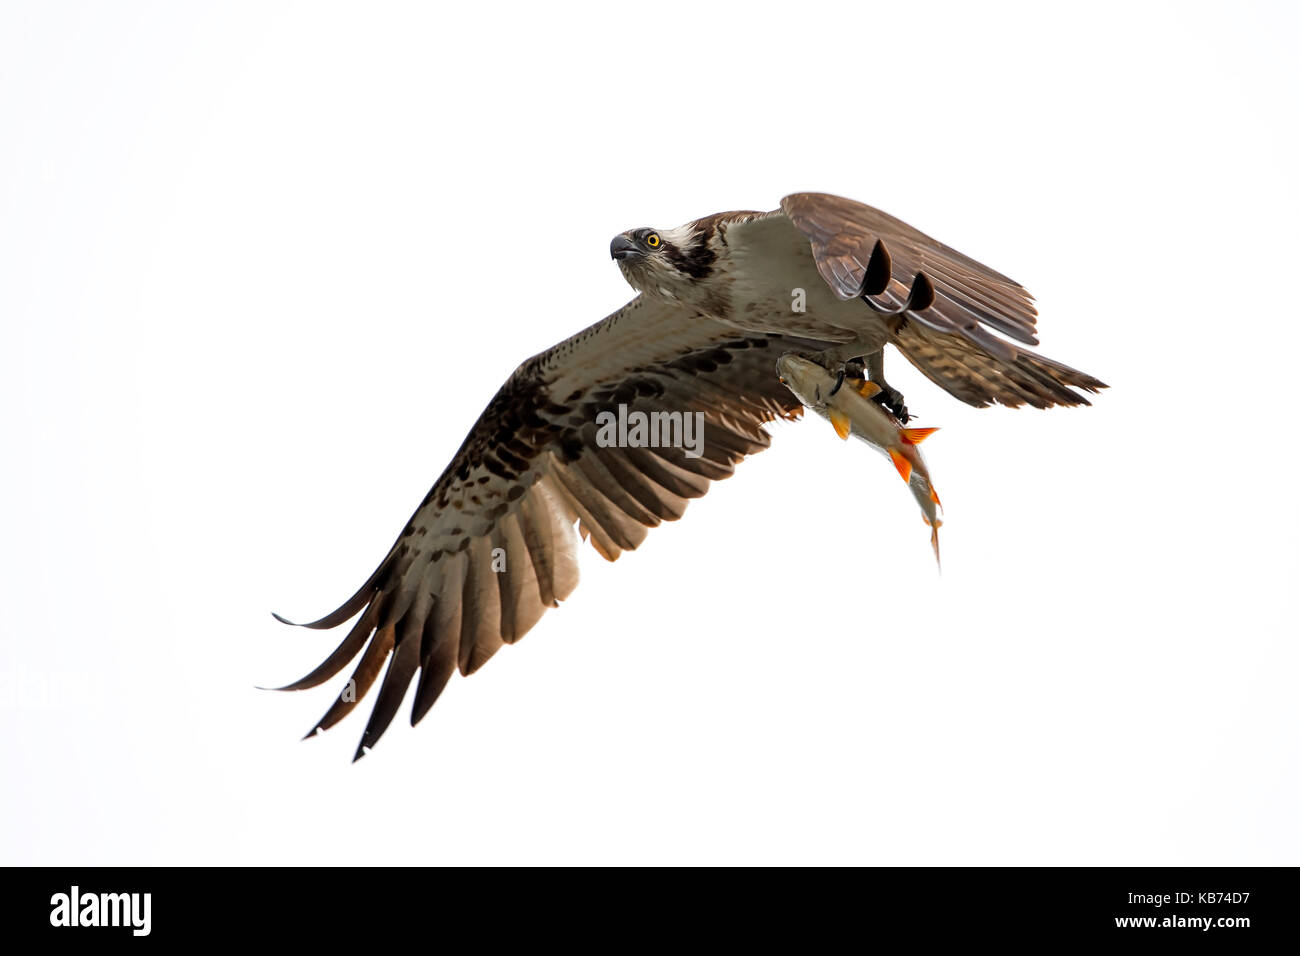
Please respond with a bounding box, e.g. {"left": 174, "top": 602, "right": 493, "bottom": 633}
{"left": 776, "top": 352, "right": 944, "bottom": 565}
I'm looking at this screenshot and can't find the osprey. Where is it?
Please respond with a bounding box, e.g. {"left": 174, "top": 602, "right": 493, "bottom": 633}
{"left": 272, "top": 192, "right": 1105, "bottom": 759}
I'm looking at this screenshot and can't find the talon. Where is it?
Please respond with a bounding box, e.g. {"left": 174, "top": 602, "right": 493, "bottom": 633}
{"left": 870, "top": 385, "right": 911, "bottom": 424}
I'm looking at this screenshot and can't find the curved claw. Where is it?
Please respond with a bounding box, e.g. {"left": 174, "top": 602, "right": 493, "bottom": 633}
{"left": 871, "top": 385, "right": 911, "bottom": 424}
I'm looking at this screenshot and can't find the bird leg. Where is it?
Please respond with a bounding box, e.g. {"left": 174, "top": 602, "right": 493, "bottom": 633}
{"left": 804, "top": 344, "right": 911, "bottom": 424}
{"left": 862, "top": 351, "right": 910, "bottom": 424}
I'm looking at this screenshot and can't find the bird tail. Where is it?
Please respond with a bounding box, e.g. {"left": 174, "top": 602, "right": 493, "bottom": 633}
{"left": 892, "top": 321, "right": 1106, "bottom": 410}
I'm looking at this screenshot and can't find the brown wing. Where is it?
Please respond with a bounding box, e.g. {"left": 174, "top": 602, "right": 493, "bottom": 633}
{"left": 270, "top": 295, "right": 834, "bottom": 759}
{"left": 780, "top": 192, "right": 1040, "bottom": 352}
{"left": 779, "top": 192, "right": 1105, "bottom": 408}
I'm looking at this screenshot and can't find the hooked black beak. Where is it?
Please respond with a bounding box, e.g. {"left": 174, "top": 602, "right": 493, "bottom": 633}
{"left": 610, "top": 235, "right": 642, "bottom": 261}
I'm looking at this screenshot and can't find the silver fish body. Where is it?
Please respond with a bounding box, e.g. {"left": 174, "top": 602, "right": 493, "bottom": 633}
{"left": 776, "top": 353, "right": 943, "bottom": 563}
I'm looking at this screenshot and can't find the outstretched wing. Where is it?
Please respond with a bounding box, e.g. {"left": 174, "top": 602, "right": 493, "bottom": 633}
{"left": 778, "top": 192, "right": 1105, "bottom": 407}
{"left": 271, "top": 295, "right": 834, "bottom": 759}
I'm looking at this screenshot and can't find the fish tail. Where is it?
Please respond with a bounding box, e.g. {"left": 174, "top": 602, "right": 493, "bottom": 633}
{"left": 922, "top": 514, "right": 942, "bottom": 570}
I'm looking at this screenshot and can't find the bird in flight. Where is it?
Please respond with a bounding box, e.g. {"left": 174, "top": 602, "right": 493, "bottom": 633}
{"left": 271, "top": 192, "right": 1105, "bottom": 759}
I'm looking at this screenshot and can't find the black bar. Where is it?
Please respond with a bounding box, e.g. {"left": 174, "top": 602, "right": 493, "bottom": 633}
{"left": 6, "top": 867, "right": 1294, "bottom": 943}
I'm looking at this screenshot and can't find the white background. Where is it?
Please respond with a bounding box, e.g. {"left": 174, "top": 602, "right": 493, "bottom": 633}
{"left": 2, "top": 1, "right": 1297, "bottom": 865}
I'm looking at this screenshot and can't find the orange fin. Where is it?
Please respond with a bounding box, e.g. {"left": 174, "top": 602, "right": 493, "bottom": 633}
{"left": 857, "top": 380, "right": 882, "bottom": 399}
{"left": 929, "top": 485, "right": 942, "bottom": 510}
{"left": 888, "top": 448, "right": 913, "bottom": 483}
{"left": 900, "top": 427, "right": 939, "bottom": 445}
{"left": 829, "top": 408, "right": 852, "bottom": 440}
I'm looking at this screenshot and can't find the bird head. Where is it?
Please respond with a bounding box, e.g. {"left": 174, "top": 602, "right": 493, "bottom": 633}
{"left": 609, "top": 223, "right": 716, "bottom": 302}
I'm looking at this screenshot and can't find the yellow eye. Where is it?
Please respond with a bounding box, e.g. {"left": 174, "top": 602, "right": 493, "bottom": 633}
{"left": 645, "top": 233, "right": 661, "bottom": 248}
